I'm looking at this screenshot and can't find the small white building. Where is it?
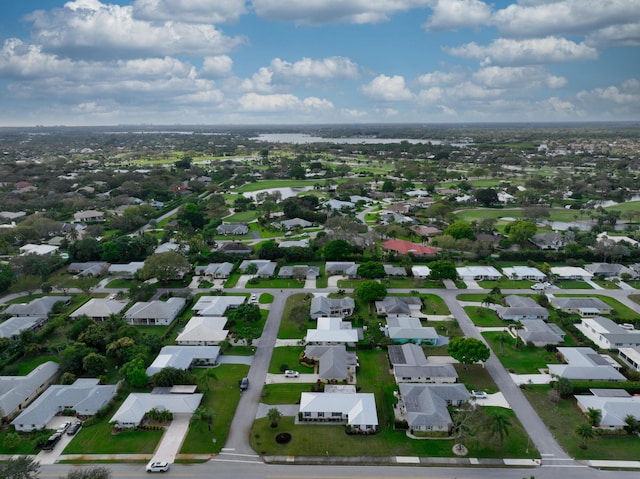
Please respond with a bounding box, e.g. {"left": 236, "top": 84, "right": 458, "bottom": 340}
{"left": 502, "top": 266, "right": 546, "bottom": 281}
{"left": 456, "top": 266, "right": 502, "bottom": 281}
{"left": 299, "top": 386, "right": 378, "bottom": 432}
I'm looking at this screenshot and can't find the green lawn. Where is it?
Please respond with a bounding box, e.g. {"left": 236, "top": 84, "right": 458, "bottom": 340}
{"left": 181, "top": 364, "right": 250, "bottom": 454}
{"left": 269, "top": 346, "right": 314, "bottom": 374}
{"left": 556, "top": 280, "right": 593, "bottom": 289}
{"left": 247, "top": 278, "right": 305, "bottom": 289}
{"left": 261, "top": 383, "right": 313, "bottom": 404}
{"left": 455, "top": 364, "right": 500, "bottom": 394}
{"left": 478, "top": 279, "right": 535, "bottom": 289}
{"left": 259, "top": 293, "right": 274, "bottom": 304}
{"left": 591, "top": 279, "right": 620, "bottom": 290}
{"left": 105, "top": 279, "right": 138, "bottom": 288}
{"left": 483, "top": 331, "right": 559, "bottom": 374}
{"left": 464, "top": 306, "right": 504, "bottom": 327}
{"left": 278, "top": 293, "right": 313, "bottom": 339}
{"left": 456, "top": 293, "right": 488, "bottom": 302}
{"left": 66, "top": 421, "right": 163, "bottom": 455}
{"left": 222, "top": 210, "right": 260, "bottom": 222}
{"left": 524, "top": 385, "right": 640, "bottom": 460}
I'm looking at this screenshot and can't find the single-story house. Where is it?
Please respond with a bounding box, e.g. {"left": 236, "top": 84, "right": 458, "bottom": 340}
{"left": 154, "top": 242, "right": 189, "bottom": 254}
{"left": 191, "top": 296, "right": 246, "bottom": 316}
{"left": 388, "top": 344, "right": 458, "bottom": 384}
{"left": 110, "top": 392, "right": 203, "bottom": 429}
{"left": 108, "top": 262, "right": 145, "bottom": 279}
{"left": 19, "top": 244, "right": 59, "bottom": 256}
{"left": 375, "top": 296, "right": 423, "bottom": 317}
{"left": 618, "top": 347, "right": 640, "bottom": 372}
{"left": 395, "top": 383, "right": 470, "bottom": 433}
{"left": 278, "top": 265, "right": 320, "bottom": 280}
{"left": 146, "top": 346, "right": 220, "bottom": 376}
{"left": 11, "top": 378, "right": 118, "bottom": 432}
{"left": 238, "top": 260, "right": 277, "bottom": 278}
{"left": 299, "top": 385, "right": 378, "bottom": 431}
{"left": 176, "top": 316, "right": 228, "bottom": 345}
{"left": 410, "top": 225, "right": 441, "bottom": 237}
{"left": 515, "top": 319, "right": 566, "bottom": 347}
{"left": 584, "top": 263, "right": 635, "bottom": 278}
{"left": 384, "top": 264, "right": 407, "bottom": 277}
{"left": 325, "top": 262, "right": 358, "bottom": 276}
{"left": 547, "top": 347, "right": 626, "bottom": 382}
{"left": 216, "top": 223, "right": 249, "bottom": 235}
{"left": 276, "top": 218, "right": 313, "bottom": 231}
{"left": 0, "top": 361, "right": 59, "bottom": 420}
{"left": 530, "top": 232, "right": 566, "bottom": 250}
{"left": 306, "top": 317, "right": 361, "bottom": 345}
{"left": 0, "top": 316, "right": 48, "bottom": 340}
{"left": 549, "top": 296, "right": 612, "bottom": 316}
{"left": 456, "top": 266, "right": 502, "bottom": 281}
{"left": 304, "top": 345, "right": 358, "bottom": 383}
{"left": 278, "top": 239, "right": 310, "bottom": 248}
{"left": 575, "top": 389, "right": 640, "bottom": 430}
{"left": 411, "top": 265, "right": 432, "bottom": 279}
{"left": 576, "top": 316, "right": 640, "bottom": 350}
{"left": 4, "top": 296, "right": 71, "bottom": 317}
{"left": 502, "top": 266, "right": 546, "bottom": 281}
{"left": 194, "top": 262, "right": 234, "bottom": 279}
{"left": 382, "top": 239, "right": 437, "bottom": 256}
{"left": 73, "top": 210, "right": 105, "bottom": 222}
{"left": 218, "top": 242, "right": 253, "bottom": 255}
{"left": 124, "top": 298, "right": 186, "bottom": 326}
{"left": 495, "top": 295, "right": 550, "bottom": 321}
{"left": 325, "top": 199, "right": 355, "bottom": 210}
{"left": 549, "top": 266, "right": 593, "bottom": 281}
{"left": 385, "top": 316, "right": 438, "bottom": 345}
{"left": 310, "top": 296, "right": 355, "bottom": 319}
{"left": 67, "top": 262, "right": 109, "bottom": 277}
{"left": 70, "top": 298, "right": 128, "bottom": 322}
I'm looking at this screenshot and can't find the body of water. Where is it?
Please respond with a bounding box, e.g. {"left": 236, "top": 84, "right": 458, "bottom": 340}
{"left": 242, "top": 186, "right": 314, "bottom": 201}
{"left": 251, "top": 133, "right": 472, "bottom": 147}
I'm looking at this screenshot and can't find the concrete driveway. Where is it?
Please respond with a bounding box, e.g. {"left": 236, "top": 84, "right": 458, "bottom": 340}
{"left": 152, "top": 413, "right": 192, "bottom": 463}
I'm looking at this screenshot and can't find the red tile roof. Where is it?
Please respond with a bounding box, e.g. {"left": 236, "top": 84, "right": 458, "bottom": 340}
{"left": 382, "top": 239, "right": 437, "bottom": 256}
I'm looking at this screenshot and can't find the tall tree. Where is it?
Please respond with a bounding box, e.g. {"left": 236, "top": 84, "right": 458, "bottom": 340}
{"left": 138, "top": 252, "right": 191, "bottom": 283}
{"left": 0, "top": 456, "right": 40, "bottom": 479}
{"left": 484, "top": 410, "right": 512, "bottom": 444}
{"left": 574, "top": 422, "right": 595, "bottom": 449}
{"left": 267, "top": 407, "right": 283, "bottom": 428}
{"left": 447, "top": 337, "right": 490, "bottom": 368}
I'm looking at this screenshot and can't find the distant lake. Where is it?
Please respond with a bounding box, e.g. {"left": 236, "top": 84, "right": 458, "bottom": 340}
{"left": 243, "top": 186, "right": 314, "bottom": 201}
{"left": 251, "top": 133, "right": 472, "bottom": 146}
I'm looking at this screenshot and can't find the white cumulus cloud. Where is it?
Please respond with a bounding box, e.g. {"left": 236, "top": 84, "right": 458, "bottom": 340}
{"left": 445, "top": 37, "right": 598, "bottom": 65}
{"left": 237, "top": 92, "right": 333, "bottom": 111}
{"left": 133, "top": 0, "right": 247, "bottom": 24}
{"left": 423, "top": 0, "right": 492, "bottom": 31}
{"left": 270, "top": 56, "right": 359, "bottom": 80}
{"left": 472, "top": 66, "right": 566, "bottom": 89}
{"left": 251, "top": 0, "right": 430, "bottom": 25}
{"left": 361, "top": 74, "right": 414, "bottom": 101}
{"left": 200, "top": 56, "right": 234, "bottom": 79}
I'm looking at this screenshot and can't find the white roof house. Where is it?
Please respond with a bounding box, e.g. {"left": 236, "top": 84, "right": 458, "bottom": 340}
{"left": 19, "top": 244, "right": 59, "bottom": 256}
{"left": 547, "top": 347, "right": 626, "bottom": 382}
{"left": 192, "top": 296, "right": 246, "bottom": 316}
{"left": 396, "top": 383, "right": 470, "bottom": 432}
{"left": 411, "top": 265, "right": 431, "bottom": 279}
{"left": 299, "top": 386, "right": 378, "bottom": 430}
{"left": 385, "top": 316, "right": 438, "bottom": 345}
{"left": 549, "top": 296, "right": 612, "bottom": 316}
{"left": 194, "top": 262, "right": 234, "bottom": 278}
{"left": 124, "top": 298, "right": 186, "bottom": 326}
{"left": 550, "top": 266, "right": 593, "bottom": 280}
{"left": 4, "top": 296, "right": 71, "bottom": 317}
{"left": 11, "top": 378, "right": 117, "bottom": 432}
{"left": 306, "top": 317, "right": 360, "bottom": 344}
{"left": 108, "top": 262, "right": 145, "bottom": 278}
{"left": 575, "top": 390, "right": 640, "bottom": 429}
{"left": 456, "top": 266, "right": 502, "bottom": 281}
{"left": 0, "top": 316, "right": 48, "bottom": 339}
{"left": 70, "top": 298, "right": 128, "bottom": 321}
{"left": 576, "top": 316, "right": 640, "bottom": 350}
{"left": 618, "top": 347, "right": 640, "bottom": 372}
{"left": 176, "top": 317, "right": 229, "bottom": 345}
{"left": 502, "top": 266, "right": 546, "bottom": 281}
{"left": 0, "top": 361, "right": 59, "bottom": 419}
{"left": 110, "top": 392, "right": 203, "bottom": 429}
{"left": 146, "top": 346, "right": 220, "bottom": 376}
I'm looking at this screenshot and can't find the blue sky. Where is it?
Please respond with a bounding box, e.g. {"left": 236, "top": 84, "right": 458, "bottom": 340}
{"left": 0, "top": 0, "right": 638, "bottom": 126}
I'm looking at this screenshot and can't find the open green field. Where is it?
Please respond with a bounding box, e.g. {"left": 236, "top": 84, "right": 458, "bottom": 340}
{"left": 524, "top": 385, "right": 640, "bottom": 460}
{"left": 483, "top": 331, "right": 558, "bottom": 374}
{"left": 247, "top": 277, "right": 305, "bottom": 289}
{"left": 233, "top": 179, "right": 326, "bottom": 192}
{"left": 269, "top": 346, "right": 314, "bottom": 375}
{"left": 65, "top": 419, "right": 163, "bottom": 455}
{"left": 278, "top": 293, "right": 314, "bottom": 339}
{"left": 464, "top": 306, "right": 504, "bottom": 327}
{"left": 180, "top": 364, "right": 250, "bottom": 454}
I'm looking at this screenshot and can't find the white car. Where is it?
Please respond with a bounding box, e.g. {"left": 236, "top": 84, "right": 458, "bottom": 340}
{"left": 471, "top": 390, "right": 488, "bottom": 399}
{"left": 146, "top": 461, "right": 169, "bottom": 473}
{"left": 284, "top": 370, "right": 300, "bottom": 378}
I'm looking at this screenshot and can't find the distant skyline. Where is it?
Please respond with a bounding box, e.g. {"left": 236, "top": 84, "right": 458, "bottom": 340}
{"left": 0, "top": 0, "right": 638, "bottom": 126}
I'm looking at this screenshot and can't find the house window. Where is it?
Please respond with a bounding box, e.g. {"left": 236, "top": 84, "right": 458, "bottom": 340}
{"left": 332, "top": 412, "right": 342, "bottom": 417}
{"left": 318, "top": 412, "right": 324, "bottom": 418}
{"left": 304, "top": 412, "right": 311, "bottom": 417}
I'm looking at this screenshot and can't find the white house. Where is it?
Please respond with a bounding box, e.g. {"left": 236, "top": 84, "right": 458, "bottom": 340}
{"left": 385, "top": 316, "right": 438, "bottom": 346}
{"left": 110, "top": 392, "right": 203, "bottom": 429}
{"left": 576, "top": 316, "right": 640, "bottom": 350}
{"left": 395, "top": 383, "right": 470, "bottom": 433}
{"left": 502, "top": 266, "right": 546, "bottom": 281}
{"left": 146, "top": 346, "right": 220, "bottom": 376}
{"left": 550, "top": 266, "right": 593, "bottom": 281}
{"left": 191, "top": 296, "right": 246, "bottom": 316}
{"left": 299, "top": 385, "right": 378, "bottom": 431}
{"left": 124, "top": 297, "right": 186, "bottom": 326}
{"left": 70, "top": 298, "right": 128, "bottom": 322}
{"left": 456, "top": 266, "right": 502, "bottom": 281}
{"left": 176, "top": 317, "right": 229, "bottom": 345}
{"left": 547, "top": 347, "right": 626, "bottom": 382}
{"left": 575, "top": 389, "right": 640, "bottom": 430}
{"left": 306, "top": 317, "right": 360, "bottom": 345}
{"left": 0, "top": 361, "right": 59, "bottom": 420}
{"left": 411, "top": 265, "right": 431, "bottom": 279}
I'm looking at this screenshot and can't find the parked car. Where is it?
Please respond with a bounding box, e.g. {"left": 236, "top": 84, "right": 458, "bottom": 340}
{"left": 67, "top": 421, "right": 82, "bottom": 436}
{"left": 146, "top": 461, "right": 170, "bottom": 473}
{"left": 56, "top": 421, "right": 71, "bottom": 433}
{"left": 239, "top": 377, "right": 249, "bottom": 391}
{"left": 42, "top": 432, "right": 62, "bottom": 451}
{"left": 471, "top": 390, "right": 488, "bottom": 399}
{"left": 530, "top": 281, "right": 552, "bottom": 290}
{"left": 284, "top": 370, "right": 300, "bottom": 378}
{"left": 250, "top": 294, "right": 258, "bottom": 303}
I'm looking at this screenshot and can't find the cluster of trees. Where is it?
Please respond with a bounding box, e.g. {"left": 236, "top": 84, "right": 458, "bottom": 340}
{"left": 0, "top": 456, "right": 110, "bottom": 479}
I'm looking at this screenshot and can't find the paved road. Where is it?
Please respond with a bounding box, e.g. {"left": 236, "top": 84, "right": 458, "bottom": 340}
{"left": 37, "top": 460, "right": 640, "bottom": 479}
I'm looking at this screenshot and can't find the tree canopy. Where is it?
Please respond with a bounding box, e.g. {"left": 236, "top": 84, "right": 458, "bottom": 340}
{"left": 428, "top": 260, "right": 457, "bottom": 280}
{"left": 138, "top": 251, "right": 191, "bottom": 283}
{"left": 355, "top": 281, "right": 387, "bottom": 302}
{"left": 447, "top": 337, "right": 490, "bottom": 367}
{"left": 358, "top": 261, "right": 386, "bottom": 279}
{"left": 444, "top": 222, "right": 475, "bottom": 240}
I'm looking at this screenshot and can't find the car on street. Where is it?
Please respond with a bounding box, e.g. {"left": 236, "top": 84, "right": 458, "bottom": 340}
{"left": 67, "top": 421, "right": 82, "bottom": 436}
{"left": 471, "top": 390, "right": 488, "bottom": 399}
{"left": 146, "top": 461, "right": 170, "bottom": 473}
{"left": 284, "top": 370, "right": 299, "bottom": 378}
{"left": 530, "top": 281, "right": 552, "bottom": 290}
{"left": 250, "top": 294, "right": 258, "bottom": 303}
{"left": 239, "top": 377, "right": 249, "bottom": 391}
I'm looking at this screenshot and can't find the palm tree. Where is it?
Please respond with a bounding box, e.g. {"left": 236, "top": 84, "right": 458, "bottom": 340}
{"left": 202, "top": 368, "right": 218, "bottom": 391}
{"left": 191, "top": 407, "right": 214, "bottom": 431}
{"left": 586, "top": 407, "right": 602, "bottom": 427}
{"left": 267, "top": 407, "right": 283, "bottom": 428}
{"left": 486, "top": 411, "right": 512, "bottom": 444}
{"left": 624, "top": 414, "right": 639, "bottom": 434}
{"left": 574, "top": 422, "right": 595, "bottom": 449}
